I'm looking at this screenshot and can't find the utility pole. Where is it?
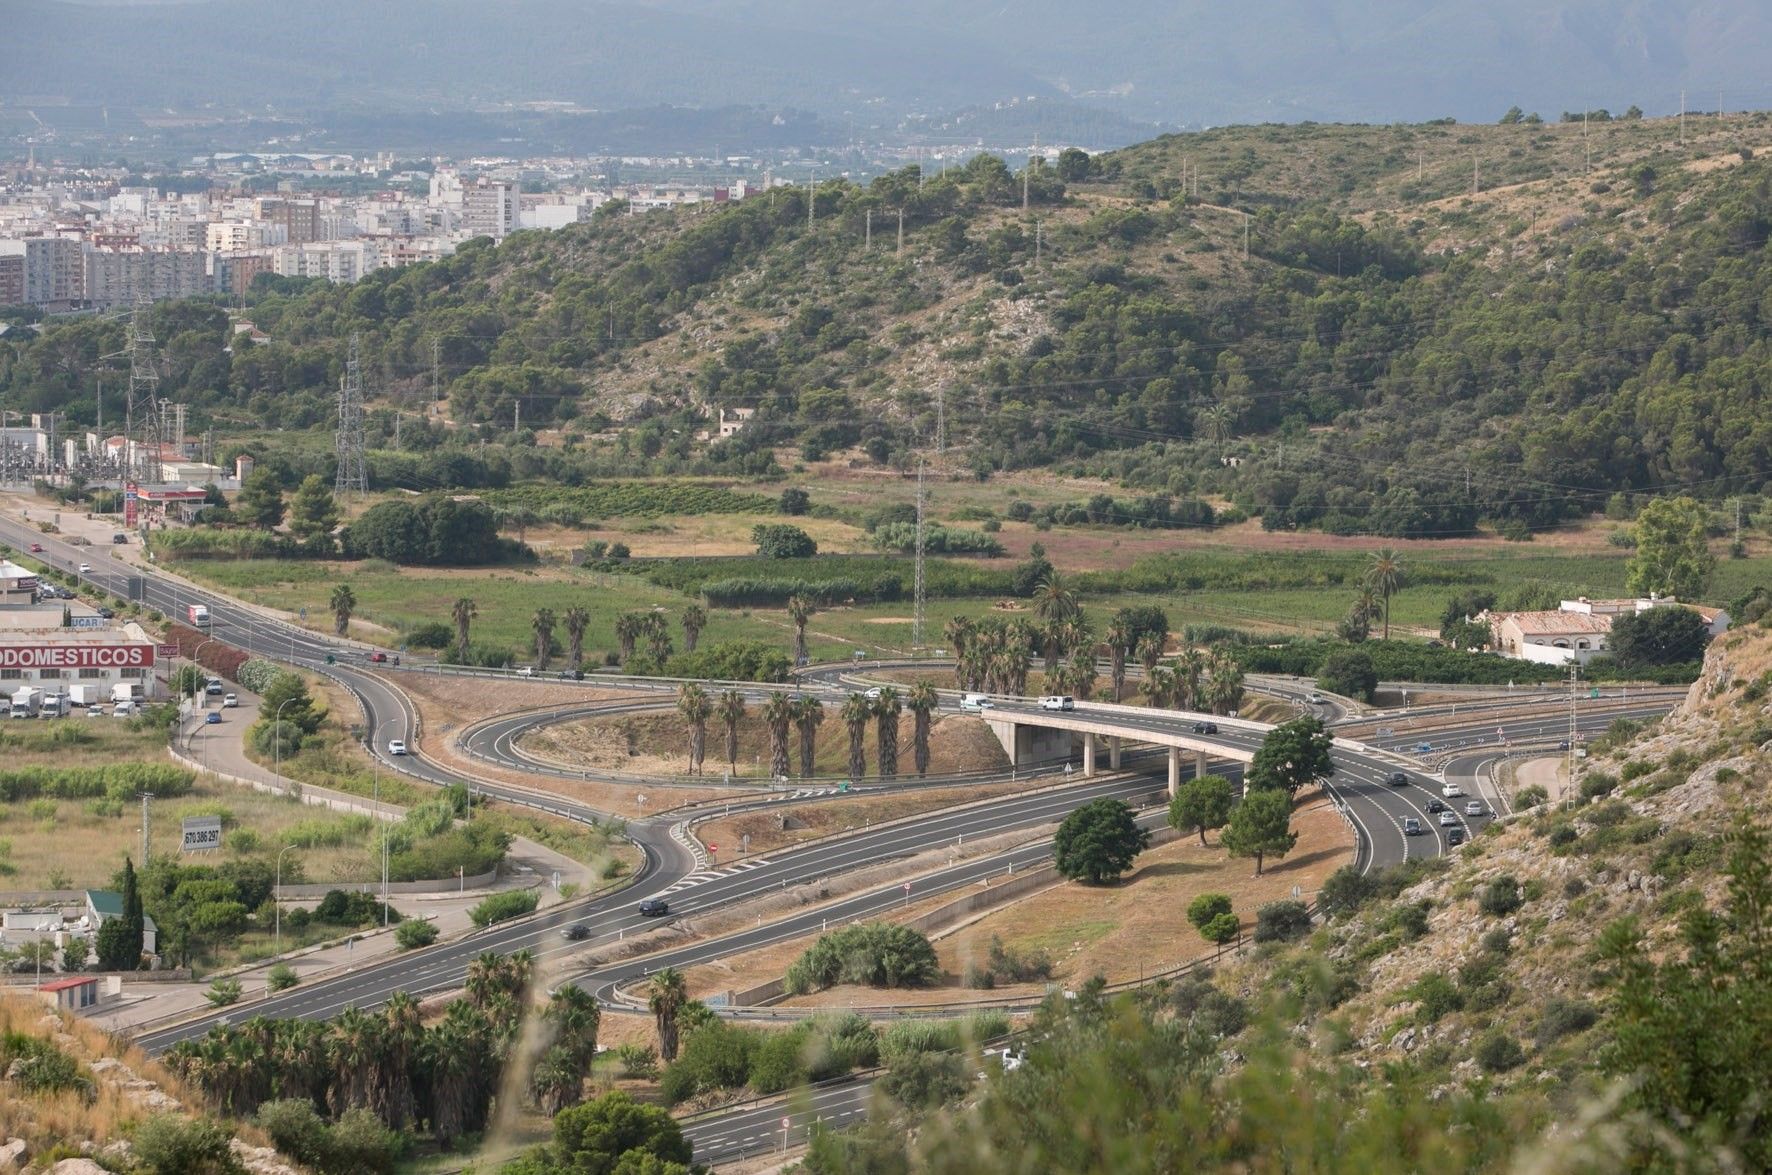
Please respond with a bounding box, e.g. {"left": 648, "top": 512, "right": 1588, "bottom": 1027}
{"left": 865, "top": 208, "right": 872, "bottom": 248}
{"left": 431, "top": 337, "right": 441, "bottom": 401}
{"left": 1242, "top": 212, "right": 1250, "bottom": 259}
{"left": 140, "top": 792, "right": 153, "bottom": 866}
{"left": 1034, "top": 219, "right": 1042, "bottom": 268}
{"left": 807, "top": 171, "right": 815, "bottom": 230}
{"left": 913, "top": 457, "right": 926, "bottom": 656}
{"left": 335, "top": 332, "right": 367, "bottom": 497}
{"left": 1473, "top": 155, "right": 1480, "bottom": 194}
{"left": 1680, "top": 90, "right": 1686, "bottom": 144}
{"left": 1733, "top": 498, "right": 1743, "bottom": 547}
{"left": 1566, "top": 665, "right": 1579, "bottom": 808}
{"left": 935, "top": 386, "right": 946, "bottom": 457}
{"left": 897, "top": 208, "right": 905, "bottom": 254}
{"left": 126, "top": 297, "right": 163, "bottom": 485}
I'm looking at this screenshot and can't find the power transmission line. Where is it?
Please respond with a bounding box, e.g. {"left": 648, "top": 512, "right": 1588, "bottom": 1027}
{"left": 335, "top": 333, "right": 368, "bottom": 496}
{"left": 126, "top": 297, "right": 164, "bottom": 484}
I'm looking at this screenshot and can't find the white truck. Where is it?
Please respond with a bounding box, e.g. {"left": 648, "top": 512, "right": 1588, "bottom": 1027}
{"left": 111, "top": 681, "right": 141, "bottom": 705}
{"left": 9, "top": 687, "right": 41, "bottom": 719}
{"left": 38, "top": 694, "right": 66, "bottom": 717}
{"left": 187, "top": 604, "right": 210, "bottom": 627}
{"left": 67, "top": 684, "right": 100, "bottom": 707}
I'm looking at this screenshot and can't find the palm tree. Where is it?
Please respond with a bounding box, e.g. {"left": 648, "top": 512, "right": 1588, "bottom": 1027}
{"left": 1136, "top": 633, "right": 1165, "bottom": 676}
{"left": 1033, "top": 572, "right": 1080, "bottom": 671}
{"left": 378, "top": 991, "right": 422, "bottom": 1131}
{"left": 874, "top": 686, "right": 902, "bottom": 778}
{"left": 907, "top": 681, "right": 939, "bottom": 777}
{"left": 1174, "top": 647, "right": 1206, "bottom": 710}
{"left": 563, "top": 606, "right": 590, "bottom": 669}
{"left": 1199, "top": 402, "right": 1233, "bottom": 453}
{"left": 643, "top": 611, "right": 674, "bottom": 664}
{"left": 532, "top": 1045, "right": 581, "bottom": 1117}
{"left": 327, "top": 1006, "right": 380, "bottom": 1114}
{"left": 1141, "top": 665, "right": 1176, "bottom": 711}
{"left": 329, "top": 583, "right": 356, "bottom": 636}
{"left": 786, "top": 594, "right": 815, "bottom": 664}
{"left": 531, "top": 607, "right": 556, "bottom": 670}
{"left": 451, "top": 597, "right": 477, "bottom": 661}
{"left": 716, "top": 689, "right": 746, "bottom": 775}
{"left": 944, "top": 615, "right": 974, "bottom": 664}
{"left": 762, "top": 691, "right": 794, "bottom": 779}
{"left": 677, "top": 683, "right": 711, "bottom": 774}
{"left": 1202, "top": 651, "right": 1245, "bottom": 716}
{"left": 680, "top": 603, "right": 707, "bottom": 653}
{"left": 841, "top": 692, "right": 871, "bottom": 780}
{"left": 793, "top": 696, "right": 826, "bottom": 778}
{"left": 614, "top": 612, "right": 643, "bottom": 661}
{"left": 648, "top": 967, "right": 688, "bottom": 1062}
{"left": 534, "top": 984, "right": 600, "bottom": 1113}
{"left": 1366, "top": 548, "right": 1406, "bottom": 640}
{"left": 1105, "top": 615, "right": 1131, "bottom": 703}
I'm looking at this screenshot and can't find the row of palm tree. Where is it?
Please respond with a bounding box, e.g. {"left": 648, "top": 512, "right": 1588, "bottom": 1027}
{"left": 166, "top": 950, "right": 594, "bottom": 1149}
{"left": 444, "top": 598, "right": 710, "bottom": 668}
{"left": 1140, "top": 647, "right": 1246, "bottom": 714}
{"left": 676, "top": 683, "right": 940, "bottom": 780}
{"left": 946, "top": 615, "right": 1037, "bottom": 695}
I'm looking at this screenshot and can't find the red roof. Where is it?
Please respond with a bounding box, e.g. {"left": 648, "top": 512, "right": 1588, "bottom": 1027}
{"left": 38, "top": 976, "right": 96, "bottom": 992}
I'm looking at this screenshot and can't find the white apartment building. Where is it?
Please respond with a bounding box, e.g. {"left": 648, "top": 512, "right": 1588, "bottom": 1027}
{"left": 461, "top": 180, "right": 518, "bottom": 240}
{"left": 272, "top": 239, "right": 380, "bottom": 283}
{"left": 205, "top": 220, "right": 287, "bottom": 252}
{"left": 83, "top": 247, "right": 215, "bottom": 308}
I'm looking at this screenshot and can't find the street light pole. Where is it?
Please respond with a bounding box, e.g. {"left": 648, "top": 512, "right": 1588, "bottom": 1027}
{"left": 272, "top": 697, "right": 297, "bottom": 780}
{"left": 373, "top": 717, "right": 399, "bottom": 926}
{"left": 275, "top": 843, "right": 296, "bottom": 956}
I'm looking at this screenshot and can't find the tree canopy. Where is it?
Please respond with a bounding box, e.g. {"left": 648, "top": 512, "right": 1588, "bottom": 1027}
{"left": 1247, "top": 717, "right": 1336, "bottom": 796}
{"left": 1054, "top": 798, "right": 1151, "bottom": 884}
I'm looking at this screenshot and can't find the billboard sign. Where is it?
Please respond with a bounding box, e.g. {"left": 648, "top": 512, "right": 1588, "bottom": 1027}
{"left": 0, "top": 644, "right": 154, "bottom": 670}
{"left": 181, "top": 816, "right": 222, "bottom": 852}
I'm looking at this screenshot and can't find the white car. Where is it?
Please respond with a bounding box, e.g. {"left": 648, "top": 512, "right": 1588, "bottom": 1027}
{"left": 516, "top": 666, "right": 535, "bottom": 678}
{"left": 1306, "top": 691, "right": 1323, "bottom": 703}
{"left": 1038, "top": 695, "right": 1075, "bottom": 712}
{"left": 77, "top": 562, "right": 91, "bottom": 574}
{"left": 1438, "top": 810, "right": 1460, "bottom": 827}
{"left": 863, "top": 687, "right": 882, "bottom": 700}
{"left": 1464, "top": 800, "right": 1487, "bottom": 818}
{"left": 1441, "top": 781, "right": 1466, "bottom": 798}
{"left": 960, "top": 693, "right": 993, "bottom": 712}
{"left": 222, "top": 693, "right": 238, "bottom": 708}
{"left": 388, "top": 739, "right": 408, "bottom": 756}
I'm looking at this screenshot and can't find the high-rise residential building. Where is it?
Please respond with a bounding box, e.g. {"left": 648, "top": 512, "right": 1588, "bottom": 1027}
{"left": 0, "top": 245, "right": 24, "bottom": 306}
{"left": 460, "top": 179, "right": 518, "bottom": 240}
{"left": 22, "top": 237, "right": 84, "bottom": 306}
{"left": 271, "top": 239, "right": 379, "bottom": 283}
{"left": 256, "top": 198, "right": 322, "bottom": 244}
{"left": 83, "top": 247, "right": 214, "bottom": 309}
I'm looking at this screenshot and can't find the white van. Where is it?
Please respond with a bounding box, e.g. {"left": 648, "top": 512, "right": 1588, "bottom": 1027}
{"left": 1038, "top": 695, "right": 1075, "bottom": 712}
{"left": 960, "top": 693, "right": 993, "bottom": 712}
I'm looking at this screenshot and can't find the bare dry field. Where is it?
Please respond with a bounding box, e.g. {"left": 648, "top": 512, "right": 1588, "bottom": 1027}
{"left": 678, "top": 789, "right": 1351, "bottom": 1011}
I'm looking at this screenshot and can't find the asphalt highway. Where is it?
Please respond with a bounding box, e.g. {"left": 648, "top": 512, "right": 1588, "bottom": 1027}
{"left": 1, "top": 513, "right": 1684, "bottom": 1166}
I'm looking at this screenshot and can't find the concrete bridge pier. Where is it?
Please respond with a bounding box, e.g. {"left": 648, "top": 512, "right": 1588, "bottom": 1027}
{"left": 986, "top": 719, "right": 1072, "bottom": 770}
{"left": 1083, "top": 732, "right": 1097, "bottom": 777}
{"left": 1168, "top": 747, "right": 1181, "bottom": 797}
{"left": 1109, "top": 736, "right": 1122, "bottom": 770}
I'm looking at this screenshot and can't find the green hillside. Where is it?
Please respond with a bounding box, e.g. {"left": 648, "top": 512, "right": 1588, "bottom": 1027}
{"left": 6, "top": 113, "right": 1772, "bottom": 537}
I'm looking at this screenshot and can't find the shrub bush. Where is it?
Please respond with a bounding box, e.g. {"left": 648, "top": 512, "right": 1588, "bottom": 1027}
{"left": 785, "top": 923, "right": 940, "bottom": 994}
{"left": 1535, "top": 998, "right": 1599, "bottom": 1046}
{"left": 1475, "top": 1030, "right": 1526, "bottom": 1072}
{"left": 1187, "top": 892, "right": 1233, "bottom": 932}
{"left": 1201, "top": 912, "right": 1241, "bottom": 944}
{"left": 468, "top": 889, "right": 539, "bottom": 928}
{"left": 881, "top": 1048, "right": 971, "bottom": 1109}
{"left": 394, "top": 919, "right": 438, "bottom": 950}
{"left": 265, "top": 964, "right": 298, "bottom": 992}
{"left": 1477, "top": 876, "right": 1524, "bottom": 917}
{"left": 1409, "top": 972, "right": 1464, "bottom": 1023}
{"left": 132, "top": 1114, "right": 239, "bottom": 1175}
{"left": 1253, "top": 899, "right": 1313, "bottom": 943}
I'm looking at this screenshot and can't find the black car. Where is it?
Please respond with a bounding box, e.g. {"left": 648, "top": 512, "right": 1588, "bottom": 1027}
{"left": 1387, "top": 771, "right": 1409, "bottom": 787}
{"left": 1191, "top": 721, "right": 1219, "bottom": 734}
{"left": 637, "top": 898, "right": 670, "bottom": 917}
{"left": 557, "top": 669, "right": 585, "bottom": 681}
{"left": 560, "top": 924, "right": 589, "bottom": 941}
{"left": 1425, "top": 798, "right": 1446, "bottom": 814}
{"left": 1447, "top": 828, "right": 1467, "bottom": 847}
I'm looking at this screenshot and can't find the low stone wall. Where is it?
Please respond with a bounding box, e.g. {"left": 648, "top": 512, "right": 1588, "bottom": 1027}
{"left": 275, "top": 869, "right": 500, "bottom": 899}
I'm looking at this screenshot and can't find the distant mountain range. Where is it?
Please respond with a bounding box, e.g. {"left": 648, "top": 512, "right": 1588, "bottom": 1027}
{"left": 12, "top": 0, "right": 1772, "bottom": 138}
